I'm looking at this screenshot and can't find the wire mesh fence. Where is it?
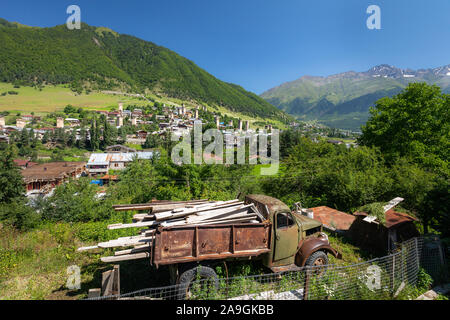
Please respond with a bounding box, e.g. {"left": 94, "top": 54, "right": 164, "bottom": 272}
{"left": 86, "top": 236, "right": 447, "bottom": 300}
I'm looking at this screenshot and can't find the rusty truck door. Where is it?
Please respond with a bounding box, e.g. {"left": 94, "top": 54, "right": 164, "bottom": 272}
{"left": 273, "top": 211, "right": 299, "bottom": 261}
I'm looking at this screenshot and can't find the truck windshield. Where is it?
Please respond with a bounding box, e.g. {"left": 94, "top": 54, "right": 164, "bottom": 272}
{"left": 277, "top": 212, "right": 294, "bottom": 229}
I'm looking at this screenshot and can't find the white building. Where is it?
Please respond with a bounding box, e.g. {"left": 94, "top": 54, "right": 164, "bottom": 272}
{"left": 86, "top": 152, "right": 158, "bottom": 175}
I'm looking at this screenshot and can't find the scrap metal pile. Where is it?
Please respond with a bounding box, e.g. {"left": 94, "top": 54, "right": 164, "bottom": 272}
{"left": 77, "top": 199, "right": 264, "bottom": 263}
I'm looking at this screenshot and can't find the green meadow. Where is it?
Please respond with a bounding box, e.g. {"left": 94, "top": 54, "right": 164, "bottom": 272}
{"left": 0, "top": 83, "right": 147, "bottom": 113}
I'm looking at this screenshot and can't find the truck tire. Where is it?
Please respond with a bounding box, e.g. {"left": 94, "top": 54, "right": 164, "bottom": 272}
{"left": 304, "top": 250, "right": 328, "bottom": 277}
{"left": 177, "top": 265, "right": 219, "bottom": 300}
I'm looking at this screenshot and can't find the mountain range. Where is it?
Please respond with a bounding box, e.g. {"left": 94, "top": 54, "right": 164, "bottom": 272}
{"left": 261, "top": 64, "right": 450, "bottom": 130}
{"left": 0, "top": 18, "right": 290, "bottom": 123}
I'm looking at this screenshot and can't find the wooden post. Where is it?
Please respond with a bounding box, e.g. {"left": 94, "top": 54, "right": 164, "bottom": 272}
{"left": 88, "top": 288, "right": 101, "bottom": 299}
{"left": 101, "top": 265, "right": 120, "bottom": 298}
{"left": 102, "top": 270, "right": 113, "bottom": 296}
{"left": 112, "top": 265, "right": 120, "bottom": 297}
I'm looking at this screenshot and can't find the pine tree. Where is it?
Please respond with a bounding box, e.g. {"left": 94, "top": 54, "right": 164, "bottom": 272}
{"left": 0, "top": 146, "right": 25, "bottom": 203}
{"left": 19, "top": 128, "right": 29, "bottom": 148}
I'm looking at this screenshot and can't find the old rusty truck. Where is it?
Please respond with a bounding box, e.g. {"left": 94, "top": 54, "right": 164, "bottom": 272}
{"left": 147, "top": 195, "right": 342, "bottom": 297}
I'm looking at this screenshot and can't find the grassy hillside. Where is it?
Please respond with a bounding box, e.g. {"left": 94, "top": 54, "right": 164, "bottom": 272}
{"left": 0, "top": 83, "right": 147, "bottom": 112}
{"left": 0, "top": 18, "right": 289, "bottom": 123}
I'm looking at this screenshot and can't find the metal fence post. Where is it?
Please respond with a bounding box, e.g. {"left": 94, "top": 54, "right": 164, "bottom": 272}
{"left": 303, "top": 267, "right": 311, "bottom": 300}
{"left": 391, "top": 254, "right": 396, "bottom": 294}
{"left": 415, "top": 237, "right": 420, "bottom": 273}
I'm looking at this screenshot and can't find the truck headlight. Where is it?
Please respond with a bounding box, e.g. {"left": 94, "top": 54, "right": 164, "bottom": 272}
{"left": 319, "top": 232, "right": 328, "bottom": 241}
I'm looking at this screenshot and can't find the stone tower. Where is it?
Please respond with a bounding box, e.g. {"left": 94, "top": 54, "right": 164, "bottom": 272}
{"left": 117, "top": 116, "right": 123, "bottom": 127}
{"left": 215, "top": 117, "right": 220, "bottom": 129}
{"left": 16, "top": 119, "right": 26, "bottom": 129}
{"left": 56, "top": 117, "right": 64, "bottom": 128}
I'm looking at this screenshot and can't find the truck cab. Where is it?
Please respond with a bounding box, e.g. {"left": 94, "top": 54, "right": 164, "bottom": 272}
{"left": 244, "top": 194, "right": 341, "bottom": 272}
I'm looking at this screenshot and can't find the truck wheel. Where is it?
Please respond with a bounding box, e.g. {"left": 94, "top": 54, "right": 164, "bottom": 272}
{"left": 177, "top": 265, "right": 219, "bottom": 300}
{"left": 305, "top": 251, "right": 328, "bottom": 277}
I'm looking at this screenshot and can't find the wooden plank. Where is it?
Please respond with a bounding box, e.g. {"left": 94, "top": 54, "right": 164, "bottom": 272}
{"left": 114, "top": 244, "right": 150, "bottom": 256}
{"left": 189, "top": 215, "right": 258, "bottom": 226}
{"left": 77, "top": 245, "right": 99, "bottom": 252}
{"left": 113, "top": 200, "right": 212, "bottom": 212}
{"left": 184, "top": 205, "right": 251, "bottom": 223}
{"left": 107, "top": 220, "right": 159, "bottom": 230}
{"left": 97, "top": 236, "right": 154, "bottom": 248}
{"left": 186, "top": 208, "right": 254, "bottom": 223}
{"left": 154, "top": 200, "right": 243, "bottom": 221}
{"left": 101, "top": 252, "right": 150, "bottom": 263}
{"left": 134, "top": 201, "right": 242, "bottom": 222}
{"left": 161, "top": 213, "right": 258, "bottom": 227}
{"left": 383, "top": 197, "right": 404, "bottom": 212}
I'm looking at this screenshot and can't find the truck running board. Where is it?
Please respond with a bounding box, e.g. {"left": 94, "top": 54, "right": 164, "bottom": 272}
{"left": 270, "top": 264, "right": 303, "bottom": 273}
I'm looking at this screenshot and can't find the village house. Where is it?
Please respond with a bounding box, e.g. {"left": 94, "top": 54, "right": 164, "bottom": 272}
{"left": 136, "top": 130, "right": 148, "bottom": 139}
{"left": 16, "top": 119, "right": 28, "bottom": 129}
{"left": 86, "top": 152, "right": 157, "bottom": 176}
{"left": 14, "top": 159, "right": 38, "bottom": 169}
{"left": 327, "top": 139, "right": 343, "bottom": 145}
{"left": 65, "top": 118, "right": 80, "bottom": 127}
{"left": 0, "top": 135, "right": 9, "bottom": 144}
{"left": 105, "top": 144, "right": 137, "bottom": 153}
{"left": 21, "top": 162, "right": 86, "bottom": 195}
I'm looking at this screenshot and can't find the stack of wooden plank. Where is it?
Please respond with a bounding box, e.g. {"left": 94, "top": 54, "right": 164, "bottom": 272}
{"left": 78, "top": 199, "right": 264, "bottom": 263}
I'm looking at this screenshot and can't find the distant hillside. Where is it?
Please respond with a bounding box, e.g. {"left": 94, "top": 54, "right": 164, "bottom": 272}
{"left": 261, "top": 64, "right": 450, "bottom": 130}
{"left": 0, "top": 18, "right": 290, "bottom": 123}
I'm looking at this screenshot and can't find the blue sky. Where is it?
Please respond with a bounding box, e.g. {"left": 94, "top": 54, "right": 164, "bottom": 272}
{"left": 1, "top": 0, "right": 449, "bottom": 94}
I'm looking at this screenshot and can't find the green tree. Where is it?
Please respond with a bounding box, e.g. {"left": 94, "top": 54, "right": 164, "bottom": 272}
{"left": 0, "top": 146, "right": 25, "bottom": 203}
{"left": 42, "top": 178, "right": 113, "bottom": 222}
{"left": 143, "top": 134, "right": 161, "bottom": 149}
{"left": 19, "top": 128, "right": 29, "bottom": 148}
{"left": 101, "top": 116, "right": 114, "bottom": 149}
{"left": 360, "top": 83, "right": 449, "bottom": 172}
{"left": 89, "top": 118, "right": 100, "bottom": 151}
{"left": 0, "top": 146, "right": 39, "bottom": 230}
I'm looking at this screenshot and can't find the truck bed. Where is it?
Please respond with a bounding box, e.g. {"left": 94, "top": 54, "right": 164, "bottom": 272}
{"left": 152, "top": 221, "right": 272, "bottom": 267}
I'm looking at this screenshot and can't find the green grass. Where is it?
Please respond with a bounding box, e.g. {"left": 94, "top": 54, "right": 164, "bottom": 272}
{"left": 0, "top": 216, "right": 139, "bottom": 300}
{"left": 0, "top": 83, "right": 286, "bottom": 128}
{"left": 124, "top": 143, "right": 143, "bottom": 151}
{"left": 0, "top": 83, "right": 147, "bottom": 113}
{"left": 0, "top": 219, "right": 431, "bottom": 300}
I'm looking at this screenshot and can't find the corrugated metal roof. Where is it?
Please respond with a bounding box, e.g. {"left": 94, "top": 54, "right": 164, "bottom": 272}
{"left": 354, "top": 209, "right": 418, "bottom": 228}
{"left": 87, "top": 152, "right": 156, "bottom": 165}
{"left": 21, "top": 162, "right": 86, "bottom": 182}
{"left": 87, "top": 153, "right": 110, "bottom": 165}
{"left": 309, "top": 206, "right": 356, "bottom": 231}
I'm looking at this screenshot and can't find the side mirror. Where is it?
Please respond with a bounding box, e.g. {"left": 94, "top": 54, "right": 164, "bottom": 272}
{"left": 293, "top": 202, "right": 302, "bottom": 212}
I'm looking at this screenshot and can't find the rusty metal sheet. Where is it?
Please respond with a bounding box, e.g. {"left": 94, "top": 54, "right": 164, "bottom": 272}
{"left": 153, "top": 222, "right": 271, "bottom": 266}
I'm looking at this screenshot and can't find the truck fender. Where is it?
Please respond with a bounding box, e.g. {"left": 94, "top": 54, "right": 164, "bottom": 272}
{"left": 295, "top": 237, "right": 342, "bottom": 267}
